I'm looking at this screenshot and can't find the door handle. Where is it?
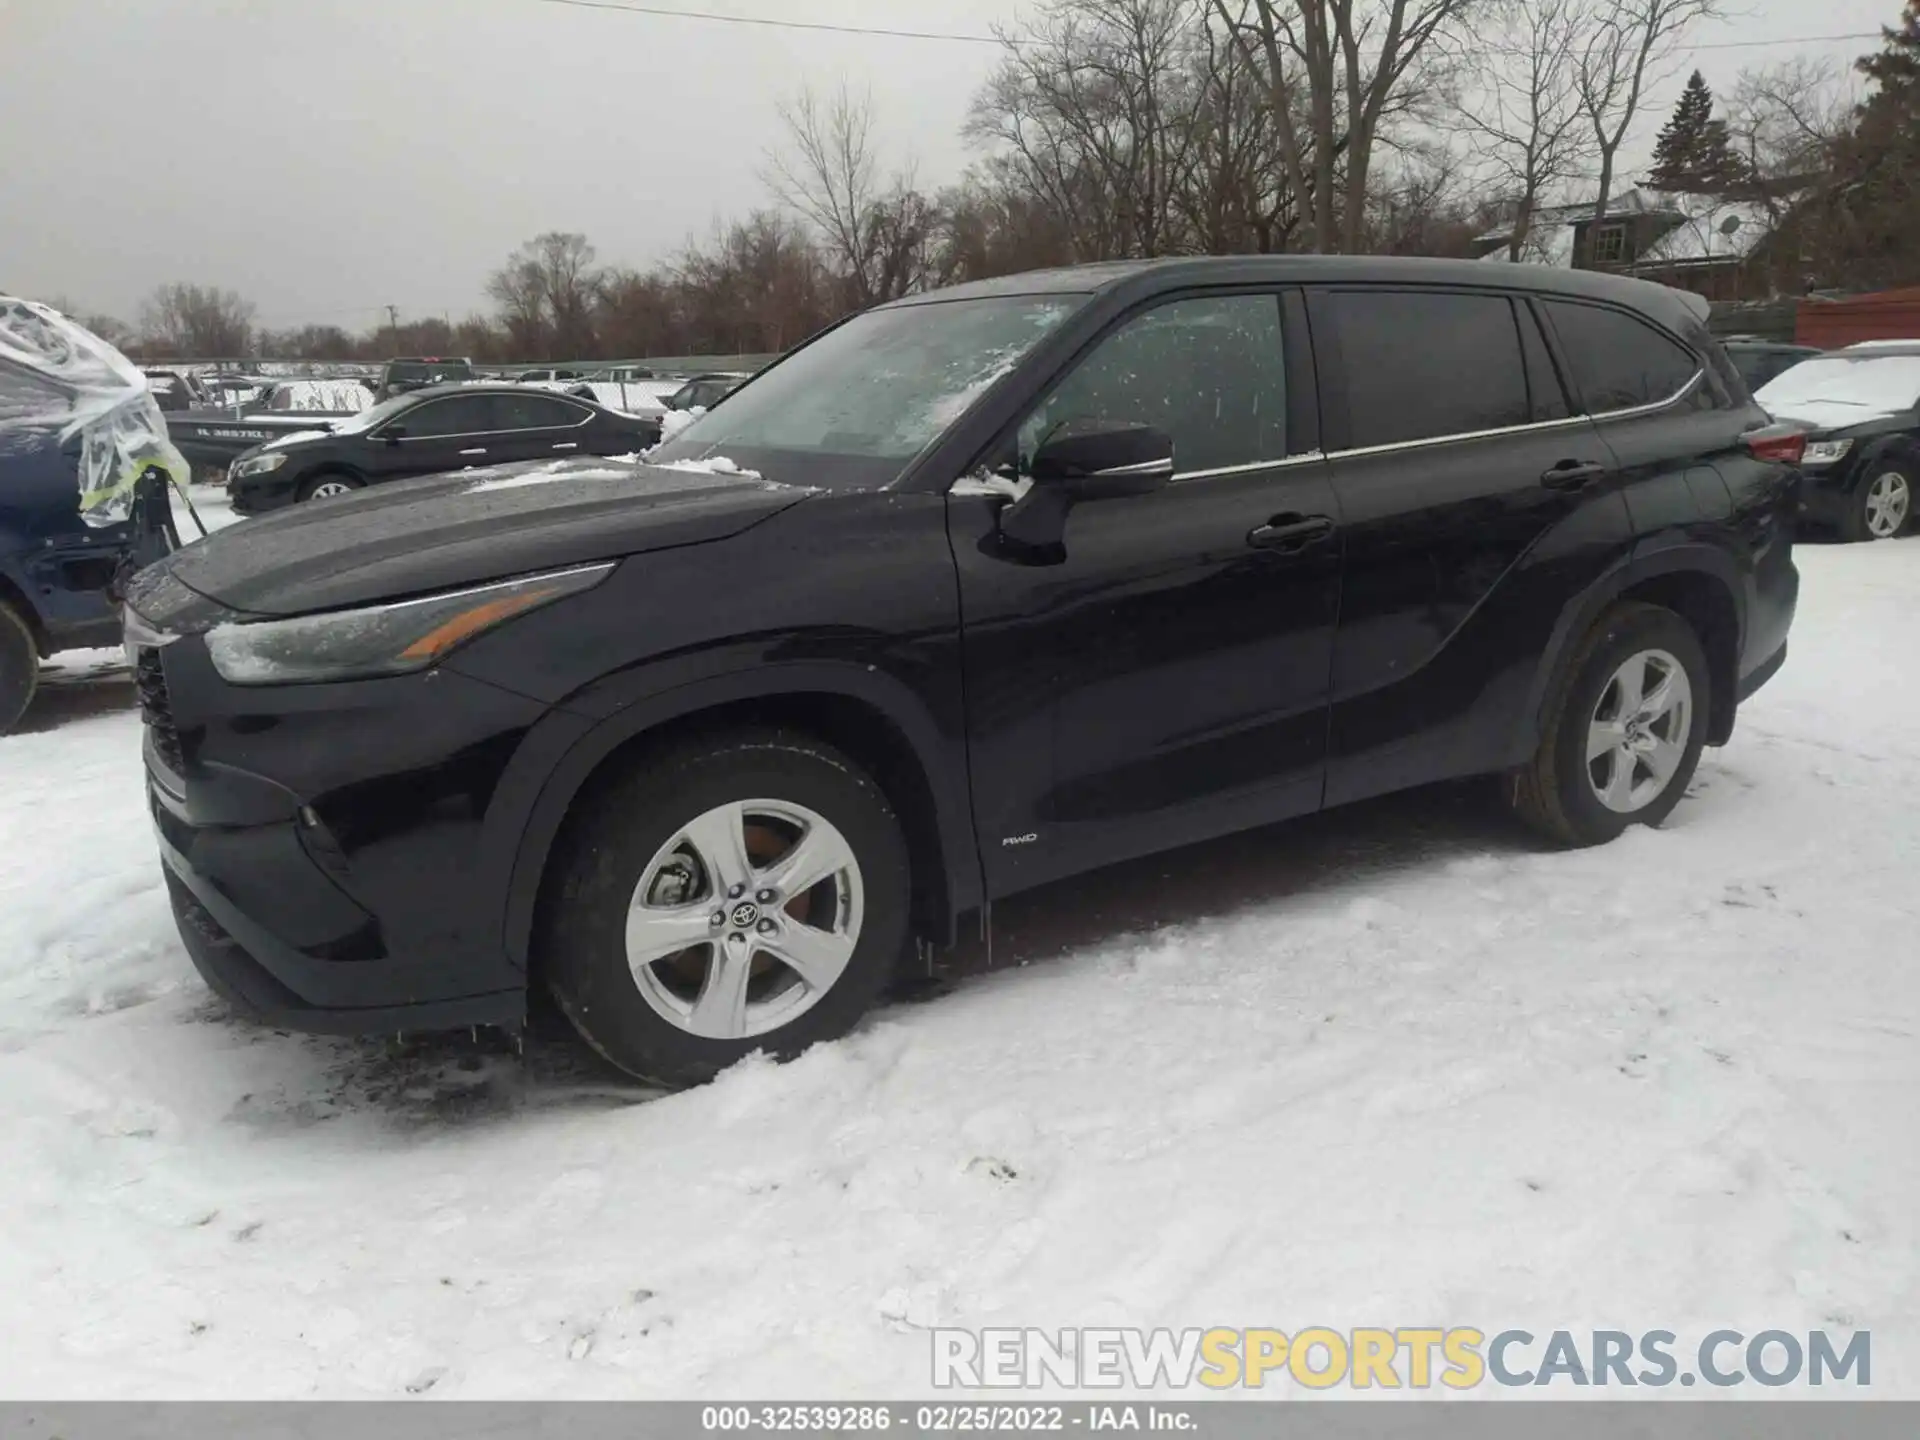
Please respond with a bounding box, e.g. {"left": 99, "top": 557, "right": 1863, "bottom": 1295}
{"left": 1247, "top": 514, "right": 1336, "bottom": 552}
{"left": 552, "top": 442, "right": 579, "bottom": 451}
{"left": 459, "top": 447, "right": 488, "bottom": 457}
{"left": 1541, "top": 459, "right": 1608, "bottom": 490}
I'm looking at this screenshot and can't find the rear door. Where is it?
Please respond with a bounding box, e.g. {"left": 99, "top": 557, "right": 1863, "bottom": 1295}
{"left": 1307, "top": 286, "right": 1633, "bottom": 805}
{"left": 949, "top": 288, "right": 1343, "bottom": 895}
{"left": 492, "top": 392, "right": 598, "bottom": 460}
{"left": 378, "top": 393, "right": 498, "bottom": 479}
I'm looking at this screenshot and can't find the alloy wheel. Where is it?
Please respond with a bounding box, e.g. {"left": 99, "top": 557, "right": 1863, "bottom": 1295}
{"left": 624, "top": 799, "right": 863, "bottom": 1040}
{"left": 307, "top": 480, "right": 354, "bottom": 500}
{"left": 1864, "top": 470, "right": 1911, "bottom": 539}
{"left": 1586, "top": 648, "right": 1694, "bottom": 815}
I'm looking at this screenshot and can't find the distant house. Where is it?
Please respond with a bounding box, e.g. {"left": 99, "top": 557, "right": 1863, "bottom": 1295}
{"left": 1474, "top": 187, "right": 1791, "bottom": 302}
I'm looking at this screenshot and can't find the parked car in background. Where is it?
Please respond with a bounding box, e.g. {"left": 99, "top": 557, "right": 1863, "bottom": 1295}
{"left": 665, "top": 372, "right": 750, "bottom": 412}
{"left": 375, "top": 356, "right": 474, "bottom": 401}
{"left": 131, "top": 256, "right": 1799, "bottom": 1087}
{"left": 223, "top": 382, "right": 662, "bottom": 514}
{"left": 516, "top": 368, "right": 586, "bottom": 385}
{"left": 4, "top": 298, "right": 187, "bottom": 734}
{"left": 1722, "top": 339, "right": 1823, "bottom": 395}
{"left": 142, "top": 368, "right": 212, "bottom": 413}
{"left": 168, "top": 381, "right": 373, "bottom": 480}
{"left": 256, "top": 378, "right": 374, "bottom": 414}
{"left": 1755, "top": 341, "right": 1920, "bottom": 541}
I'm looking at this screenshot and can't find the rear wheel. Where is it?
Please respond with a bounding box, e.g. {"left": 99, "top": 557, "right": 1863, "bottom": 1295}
{"left": 298, "top": 472, "right": 363, "bottom": 503}
{"left": 1508, "top": 602, "right": 1709, "bottom": 847}
{"left": 538, "top": 730, "right": 910, "bottom": 1088}
{"left": 0, "top": 602, "right": 38, "bottom": 736}
{"left": 1841, "top": 463, "right": 1912, "bottom": 542}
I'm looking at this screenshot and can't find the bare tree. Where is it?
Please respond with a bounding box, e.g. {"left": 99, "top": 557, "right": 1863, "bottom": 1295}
{"left": 139, "top": 283, "right": 255, "bottom": 357}
{"left": 1214, "top": 0, "right": 1479, "bottom": 253}
{"left": 970, "top": 0, "right": 1207, "bottom": 260}
{"left": 766, "top": 83, "right": 934, "bottom": 307}
{"left": 1724, "top": 58, "right": 1854, "bottom": 217}
{"left": 1454, "top": 0, "right": 1595, "bottom": 259}
{"left": 1574, "top": 0, "right": 1721, "bottom": 258}
{"left": 486, "top": 232, "right": 601, "bottom": 358}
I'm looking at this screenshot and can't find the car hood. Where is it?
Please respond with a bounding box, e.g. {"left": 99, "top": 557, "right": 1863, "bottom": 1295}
{"left": 1762, "top": 398, "right": 1914, "bottom": 436}
{"left": 149, "top": 455, "right": 812, "bottom": 619}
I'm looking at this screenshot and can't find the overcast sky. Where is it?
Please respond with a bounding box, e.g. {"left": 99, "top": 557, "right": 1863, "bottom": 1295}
{"left": 0, "top": 0, "right": 1898, "bottom": 331}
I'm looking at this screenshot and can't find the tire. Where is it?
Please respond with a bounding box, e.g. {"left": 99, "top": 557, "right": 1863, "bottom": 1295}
{"left": 298, "top": 472, "right": 363, "bottom": 503}
{"left": 538, "top": 729, "right": 911, "bottom": 1088}
{"left": 1840, "top": 461, "right": 1913, "bottom": 542}
{"left": 0, "top": 602, "right": 38, "bottom": 736}
{"left": 1508, "top": 601, "right": 1710, "bottom": 847}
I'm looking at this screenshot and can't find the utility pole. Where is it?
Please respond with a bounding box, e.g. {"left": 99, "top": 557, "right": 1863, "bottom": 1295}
{"left": 385, "top": 305, "right": 400, "bottom": 350}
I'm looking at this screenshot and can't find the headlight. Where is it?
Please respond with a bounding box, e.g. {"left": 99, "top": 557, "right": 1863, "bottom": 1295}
{"left": 204, "top": 563, "right": 614, "bottom": 685}
{"left": 1802, "top": 439, "right": 1853, "bottom": 466}
{"left": 230, "top": 452, "right": 288, "bottom": 479}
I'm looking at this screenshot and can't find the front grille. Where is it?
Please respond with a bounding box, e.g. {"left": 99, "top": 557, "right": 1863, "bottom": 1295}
{"left": 134, "top": 647, "right": 185, "bottom": 776}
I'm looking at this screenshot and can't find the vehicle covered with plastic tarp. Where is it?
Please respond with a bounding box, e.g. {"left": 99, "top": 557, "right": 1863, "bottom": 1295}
{"left": 1, "top": 297, "right": 191, "bottom": 732}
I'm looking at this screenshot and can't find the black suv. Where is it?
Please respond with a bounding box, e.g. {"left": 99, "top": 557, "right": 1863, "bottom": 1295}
{"left": 224, "top": 383, "right": 662, "bottom": 514}
{"left": 127, "top": 257, "right": 1800, "bottom": 1087}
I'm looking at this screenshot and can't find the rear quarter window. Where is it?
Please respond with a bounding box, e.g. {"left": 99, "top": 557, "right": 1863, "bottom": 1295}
{"left": 1542, "top": 300, "right": 1708, "bottom": 413}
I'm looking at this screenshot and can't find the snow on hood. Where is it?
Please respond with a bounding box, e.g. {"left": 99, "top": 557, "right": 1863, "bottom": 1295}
{"left": 467, "top": 459, "right": 638, "bottom": 493}
{"left": 0, "top": 297, "right": 189, "bottom": 526}
{"left": 1756, "top": 355, "right": 1920, "bottom": 423}
{"left": 649, "top": 455, "right": 762, "bottom": 480}
{"left": 1757, "top": 398, "right": 1901, "bottom": 434}
{"left": 260, "top": 429, "right": 332, "bottom": 451}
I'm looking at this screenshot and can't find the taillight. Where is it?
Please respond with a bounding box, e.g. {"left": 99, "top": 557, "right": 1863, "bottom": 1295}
{"left": 1744, "top": 424, "right": 1805, "bottom": 465}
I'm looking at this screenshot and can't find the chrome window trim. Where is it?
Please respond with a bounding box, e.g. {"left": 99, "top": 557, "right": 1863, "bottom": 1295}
{"left": 1174, "top": 453, "right": 1326, "bottom": 482}
{"left": 1321, "top": 370, "right": 1703, "bottom": 462}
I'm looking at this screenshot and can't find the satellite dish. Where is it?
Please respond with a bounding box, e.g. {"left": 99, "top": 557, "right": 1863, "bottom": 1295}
{"left": 1719, "top": 214, "right": 1744, "bottom": 235}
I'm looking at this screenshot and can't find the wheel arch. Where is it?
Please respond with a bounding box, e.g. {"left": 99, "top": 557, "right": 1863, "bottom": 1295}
{"left": 1515, "top": 543, "right": 1745, "bottom": 760}
{"left": 0, "top": 563, "right": 50, "bottom": 657}
{"left": 494, "top": 664, "right": 982, "bottom": 979}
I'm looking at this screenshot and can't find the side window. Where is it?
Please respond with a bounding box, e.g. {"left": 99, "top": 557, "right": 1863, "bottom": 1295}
{"left": 399, "top": 395, "right": 494, "bottom": 437}
{"left": 1517, "top": 303, "right": 1574, "bottom": 423}
{"left": 1541, "top": 300, "right": 1703, "bottom": 415}
{"left": 1329, "top": 291, "right": 1531, "bottom": 448}
{"left": 495, "top": 393, "right": 589, "bottom": 430}
{"left": 1019, "top": 294, "right": 1287, "bottom": 477}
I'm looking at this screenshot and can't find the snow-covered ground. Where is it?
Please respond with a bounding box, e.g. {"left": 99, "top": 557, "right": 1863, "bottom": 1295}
{"left": 1, "top": 535, "right": 1916, "bottom": 1399}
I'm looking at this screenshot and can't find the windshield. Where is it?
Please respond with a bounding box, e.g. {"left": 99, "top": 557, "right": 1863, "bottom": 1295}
{"left": 648, "top": 294, "right": 1082, "bottom": 487}
{"left": 332, "top": 391, "right": 417, "bottom": 435}
{"left": 1756, "top": 354, "right": 1920, "bottom": 414}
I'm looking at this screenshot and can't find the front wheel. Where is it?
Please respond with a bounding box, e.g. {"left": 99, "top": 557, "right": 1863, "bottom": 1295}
{"left": 0, "top": 602, "right": 38, "bottom": 736}
{"left": 538, "top": 730, "right": 910, "bottom": 1087}
{"left": 298, "top": 473, "right": 363, "bottom": 503}
{"left": 1508, "top": 602, "right": 1710, "bottom": 847}
{"left": 1842, "top": 463, "right": 1912, "bottom": 542}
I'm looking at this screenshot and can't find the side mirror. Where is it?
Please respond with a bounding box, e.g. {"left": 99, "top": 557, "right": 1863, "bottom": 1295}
{"left": 999, "top": 421, "right": 1173, "bottom": 549}
{"left": 381, "top": 425, "right": 407, "bottom": 445}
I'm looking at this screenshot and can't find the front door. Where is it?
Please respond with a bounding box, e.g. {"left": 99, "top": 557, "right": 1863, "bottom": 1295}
{"left": 948, "top": 290, "right": 1343, "bottom": 897}
{"left": 378, "top": 393, "right": 499, "bottom": 480}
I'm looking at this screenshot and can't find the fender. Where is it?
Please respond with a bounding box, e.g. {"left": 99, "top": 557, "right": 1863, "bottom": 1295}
{"left": 1848, "top": 432, "right": 1920, "bottom": 489}
{"left": 1510, "top": 537, "right": 1745, "bottom": 764}
{"left": 481, "top": 658, "right": 983, "bottom": 973}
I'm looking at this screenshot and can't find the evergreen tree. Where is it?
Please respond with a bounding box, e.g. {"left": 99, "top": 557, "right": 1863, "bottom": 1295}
{"left": 1821, "top": 2, "right": 1920, "bottom": 287}
{"left": 1647, "top": 70, "right": 1746, "bottom": 192}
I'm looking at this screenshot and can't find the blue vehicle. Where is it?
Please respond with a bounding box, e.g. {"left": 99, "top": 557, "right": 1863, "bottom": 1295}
{"left": 1, "top": 301, "right": 189, "bottom": 733}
